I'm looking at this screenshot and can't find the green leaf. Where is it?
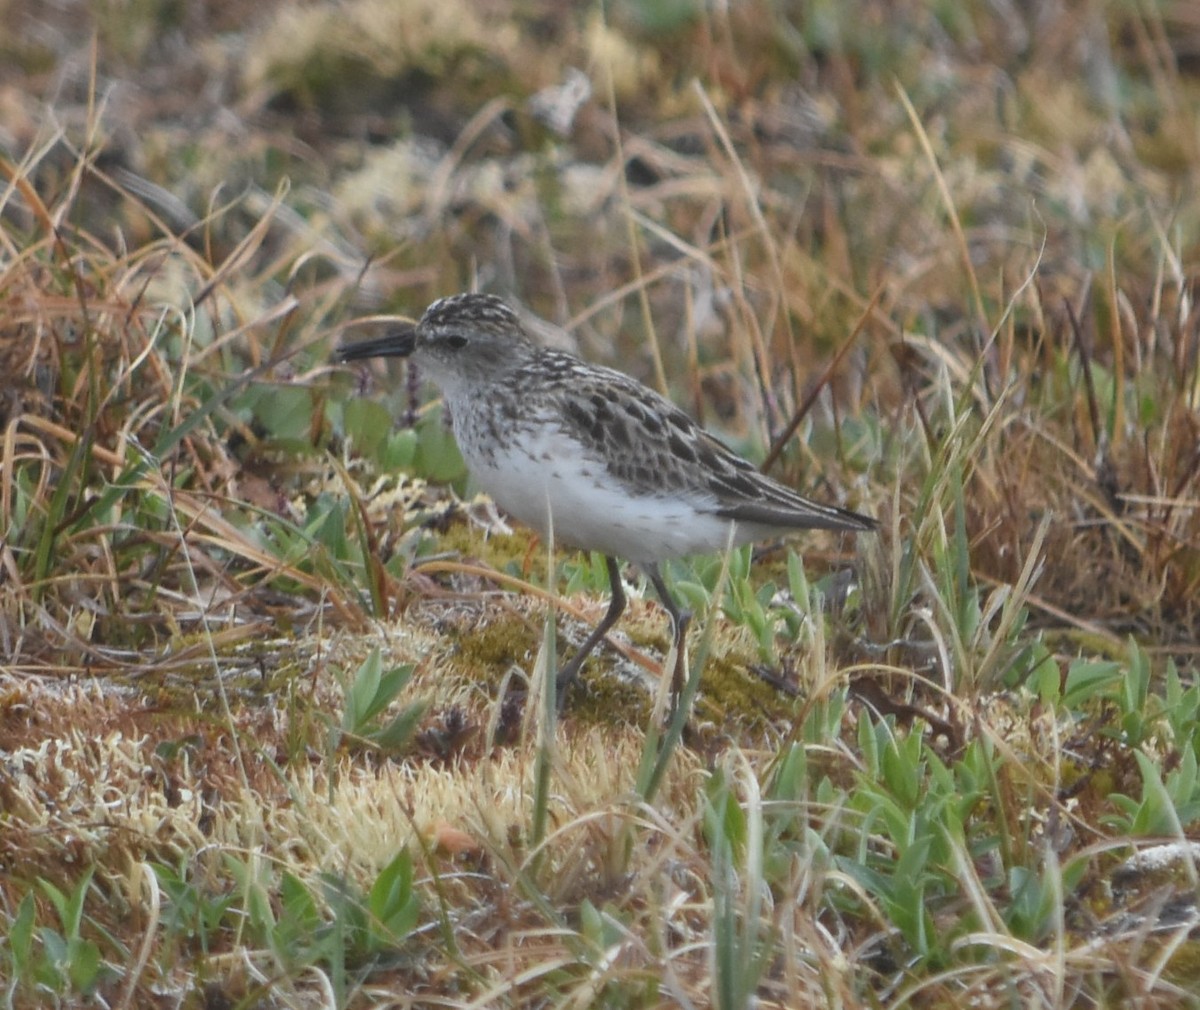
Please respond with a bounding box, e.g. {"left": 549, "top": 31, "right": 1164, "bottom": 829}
{"left": 344, "top": 649, "right": 383, "bottom": 731}
{"left": 381, "top": 429, "right": 419, "bottom": 470}
{"left": 786, "top": 551, "right": 810, "bottom": 607}
{"left": 369, "top": 701, "right": 428, "bottom": 751}
{"left": 579, "top": 898, "right": 604, "bottom": 945}
{"left": 66, "top": 938, "right": 102, "bottom": 993}
{"left": 38, "top": 879, "right": 68, "bottom": 925}
{"left": 672, "top": 579, "right": 710, "bottom": 613}
{"left": 280, "top": 871, "right": 320, "bottom": 932}
{"left": 38, "top": 928, "right": 67, "bottom": 982}
{"left": 1031, "top": 647, "right": 1061, "bottom": 703}
{"left": 704, "top": 771, "right": 747, "bottom": 858}
{"left": 367, "top": 851, "right": 420, "bottom": 947}
{"left": 413, "top": 412, "right": 465, "bottom": 482}
{"left": 1061, "top": 659, "right": 1122, "bottom": 710}
{"left": 257, "top": 385, "right": 316, "bottom": 440}
{"left": 880, "top": 730, "right": 924, "bottom": 812}
{"left": 344, "top": 397, "right": 395, "bottom": 457}
{"left": 8, "top": 892, "right": 35, "bottom": 978}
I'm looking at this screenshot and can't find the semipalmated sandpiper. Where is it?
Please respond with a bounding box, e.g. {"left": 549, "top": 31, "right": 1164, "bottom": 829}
{"left": 335, "top": 293, "right": 875, "bottom": 703}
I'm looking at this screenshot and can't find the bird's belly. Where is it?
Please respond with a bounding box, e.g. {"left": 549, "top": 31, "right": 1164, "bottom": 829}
{"left": 460, "top": 429, "right": 738, "bottom": 562}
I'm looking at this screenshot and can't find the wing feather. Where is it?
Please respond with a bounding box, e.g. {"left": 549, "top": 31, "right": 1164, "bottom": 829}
{"left": 541, "top": 356, "right": 875, "bottom": 533}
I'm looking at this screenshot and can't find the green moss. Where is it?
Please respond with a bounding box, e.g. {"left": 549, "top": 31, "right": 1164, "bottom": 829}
{"left": 565, "top": 670, "right": 654, "bottom": 726}
{"left": 1163, "top": 939, "right": 1200, "bottom": 990}
{"left": 431, "top": 519, "right": 550, "bottom": 585}
{"left": 695, "top": 646, "right": 798, "bottom": 728}
{"left": 445, "top": 613, "right": 541, "bottom": 686}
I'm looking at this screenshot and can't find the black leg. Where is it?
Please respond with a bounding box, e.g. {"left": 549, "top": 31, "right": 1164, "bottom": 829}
{"left": 644, "top": 563, "right": 692, "bottom": 701}
{"left": 556, "top": 555, "right": 626, "bottom": 696}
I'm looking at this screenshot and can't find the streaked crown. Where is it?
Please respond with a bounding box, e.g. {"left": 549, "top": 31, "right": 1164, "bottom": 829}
{"left": 421, "top": 293, "right": 521, "bottom": 336}
{"left": 412, "top": 293, "right": 536, "bottom": 386}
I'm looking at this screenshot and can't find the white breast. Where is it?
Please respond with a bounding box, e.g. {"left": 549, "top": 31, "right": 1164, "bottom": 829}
{"left": 454, "top": 409, "right": 740, "bottom": 563}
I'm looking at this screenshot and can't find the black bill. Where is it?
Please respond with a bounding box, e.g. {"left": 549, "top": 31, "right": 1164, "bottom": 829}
{"left": 331, "top": 325, "right": 417, "bottom": 363}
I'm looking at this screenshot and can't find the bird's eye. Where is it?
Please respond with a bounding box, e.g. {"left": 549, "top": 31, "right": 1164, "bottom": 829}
{"left": 444, "top": 334, "right": 468, "bottom": 350}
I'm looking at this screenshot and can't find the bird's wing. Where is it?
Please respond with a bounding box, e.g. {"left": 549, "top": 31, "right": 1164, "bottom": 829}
{"left": 551, "top": 361, "right": 874, "bottom": 533}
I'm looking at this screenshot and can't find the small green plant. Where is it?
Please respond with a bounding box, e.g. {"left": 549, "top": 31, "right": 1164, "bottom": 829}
{"left": 704, "top": 764, "right": 771, "bottom": 1010}
{"left": 574, "top": 898, "right": 657, "bottom": 1005}
{"left": 1107, "top": 747, "right": 1200, "bottom": 837}
{"left": 721, "top": 572, "right": 780, "bottom": 664}
{"left": 205, "top": 847, "right": 422, "bottom": 1003}
{"left": 334, "top": 649, "right": 427, "bottom": 755}
{"left": 3, "top": 869, "right": 118, "bottom": 1001}
{"left": 153, "top": 859, "right": 237, "bottom": 961}
{"left": 319, "top": 849, "right": 427, "bottom": 969}
{"left": 1164, "top": 661, "right": 1200, "bottom": 760}
{"left": 1058, "top": 657, "right": 1124, "bottom": 711}
{"left": 560, "top": 551, "right": 617, "bottom": 596}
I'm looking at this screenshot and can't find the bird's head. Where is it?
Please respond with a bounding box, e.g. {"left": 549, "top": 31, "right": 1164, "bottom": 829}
{"left": 333, "top": 293, "right": 534, "bottom": 391}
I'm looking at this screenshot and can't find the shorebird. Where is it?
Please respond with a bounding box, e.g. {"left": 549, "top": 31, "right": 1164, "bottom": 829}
{"left": 334, "top": 293, "right": 875, "bottom": 702}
